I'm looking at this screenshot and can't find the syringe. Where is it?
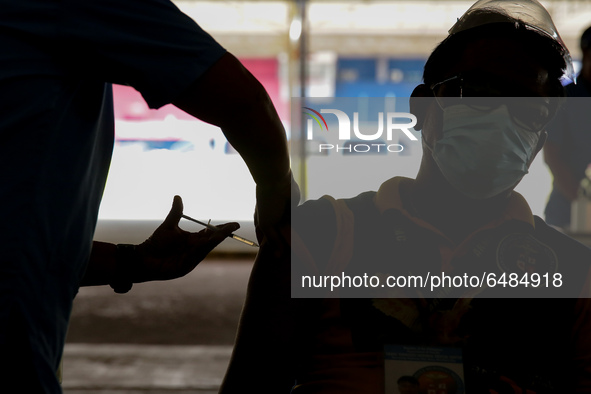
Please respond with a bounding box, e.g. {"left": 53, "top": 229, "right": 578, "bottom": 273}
{"left": 181, "top": 214, "right": 259, "bottom": 247}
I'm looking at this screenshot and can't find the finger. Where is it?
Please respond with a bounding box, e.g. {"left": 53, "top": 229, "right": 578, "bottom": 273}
{"left": 211, "top": 222, "right": 240, "bottom": 238}
{"left": 186, "top": 222, "right": 241, "bottom": 262}
{"left": 205, "top": 222, "right": 240, "bottom": 249}
{"left": 162, "top": 195, "right": 184, "bottom": 227}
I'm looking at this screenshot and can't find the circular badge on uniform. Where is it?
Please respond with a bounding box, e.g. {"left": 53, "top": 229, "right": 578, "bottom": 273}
{"left": 496, "top": 233, "right": 558, "bottom": 274}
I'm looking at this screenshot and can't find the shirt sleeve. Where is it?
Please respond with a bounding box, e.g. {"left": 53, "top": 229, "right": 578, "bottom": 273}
{"left": 59, "top": 0, "right": 226, "bottom": 109}
{"left": 293, "top": 197, "right": 338, "bottom": 274}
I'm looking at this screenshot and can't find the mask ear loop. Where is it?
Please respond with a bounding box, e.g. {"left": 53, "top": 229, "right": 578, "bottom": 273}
{"left": 421, "top": 130, "right": 435, "bottom": 153}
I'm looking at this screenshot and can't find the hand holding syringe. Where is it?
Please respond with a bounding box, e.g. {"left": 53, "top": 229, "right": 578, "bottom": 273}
{"left": 181, "top": 214, "right": 259, "bottom": 247}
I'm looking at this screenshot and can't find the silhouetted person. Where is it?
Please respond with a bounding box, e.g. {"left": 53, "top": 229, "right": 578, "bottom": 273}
{"left": 0, "top": 1, "right": 294, "bottom": 392}
{"left": 544, "top": 26, "right": 591, "bottom": 229}
{"left": 220, "top": 1, "right": 591, "bottom": 393}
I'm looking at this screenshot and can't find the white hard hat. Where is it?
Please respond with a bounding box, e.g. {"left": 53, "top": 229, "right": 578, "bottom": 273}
{"left": 449, "top": 0, "right": 574, "bottom": 81}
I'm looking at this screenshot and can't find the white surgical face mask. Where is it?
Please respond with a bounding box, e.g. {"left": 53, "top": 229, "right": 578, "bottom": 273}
{"left": 423, "top": 104, "right": 540, "bottom": 199}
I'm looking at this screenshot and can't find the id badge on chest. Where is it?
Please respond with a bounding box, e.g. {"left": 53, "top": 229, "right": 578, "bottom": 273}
{"left": 384, "top": 345, "right": 465, "bottom": 394}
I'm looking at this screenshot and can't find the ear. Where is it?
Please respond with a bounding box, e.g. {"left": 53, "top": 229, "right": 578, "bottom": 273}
{"left": 409, "top": 84, "right": 431, "bottom": 131}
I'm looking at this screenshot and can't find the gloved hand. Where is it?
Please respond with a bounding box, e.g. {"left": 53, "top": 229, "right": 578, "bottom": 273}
{"left": 133, "top": 195, "right": 239, "bottom": 282}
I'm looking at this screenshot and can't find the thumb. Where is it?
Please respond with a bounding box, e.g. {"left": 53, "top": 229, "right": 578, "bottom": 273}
{"left": 162, "top": 195, "right": 184, "bottom": 227}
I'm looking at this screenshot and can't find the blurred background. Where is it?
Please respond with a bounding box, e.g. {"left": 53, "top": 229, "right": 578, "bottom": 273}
{"left": 68, "top": 1, "right": 591, "bottom": 392}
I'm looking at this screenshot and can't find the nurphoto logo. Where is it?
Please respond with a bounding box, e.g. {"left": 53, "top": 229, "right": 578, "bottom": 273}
{"left": 302, "top": 106, "right": 417, "bottom": 153}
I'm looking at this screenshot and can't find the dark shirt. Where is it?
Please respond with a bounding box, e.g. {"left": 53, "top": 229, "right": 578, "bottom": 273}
{"left": 0, "top": 0, "right": 225, "bottom": 390}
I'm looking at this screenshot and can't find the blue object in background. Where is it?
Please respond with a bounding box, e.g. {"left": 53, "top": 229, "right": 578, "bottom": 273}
{"left": 335, "top": 57, "right": 425, "bottom": 99}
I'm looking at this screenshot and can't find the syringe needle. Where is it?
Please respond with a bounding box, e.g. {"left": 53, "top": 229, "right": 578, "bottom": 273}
{"left": 181, "top": 214, "right": 259, "bottom": 247}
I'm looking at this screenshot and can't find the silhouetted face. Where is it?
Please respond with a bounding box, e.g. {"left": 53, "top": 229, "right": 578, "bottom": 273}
{"left": 418, "top": 35, "right": 556, "bottom": 199}
{"left": 423, "top": 36, "right": 552, "bottom": 146}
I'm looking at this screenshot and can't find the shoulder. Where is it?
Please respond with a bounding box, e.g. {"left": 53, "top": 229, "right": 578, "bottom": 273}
{"left": 292, "top": 192, "right": 379, "bottom": 270}
{"left": 292, "top": 197, "right": 339, "bottom": 272}
{"left": 293, "top": 197, "right": 337, "bottom": 238}
{"left": 295, "top": 196, "right": 336, "bottom": 220}
{"left": 294, "top": 191, "right": 379, "bottom": 233}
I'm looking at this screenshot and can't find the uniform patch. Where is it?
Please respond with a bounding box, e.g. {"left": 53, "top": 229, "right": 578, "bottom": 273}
{"left": 496, "top": 233, "right": 558, "bottom": 274}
